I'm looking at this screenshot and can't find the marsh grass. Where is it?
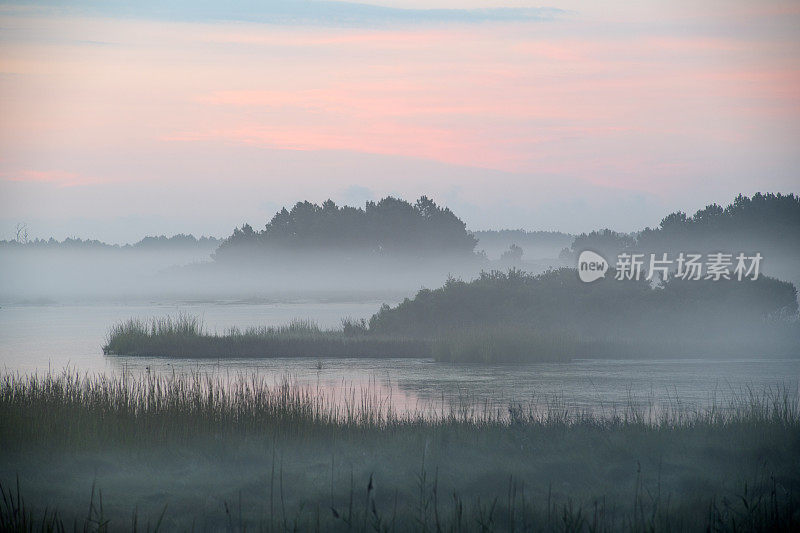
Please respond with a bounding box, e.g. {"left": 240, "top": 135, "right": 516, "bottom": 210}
{"left": 2, "top": 371, "right": 799, "bottom": 445}
{"left": 432, "top": 325, "right": 800, "bottom": 362}
{"left": 2, "top": 467, "right": 797, "bottom": 532}
{"left": 103, "top": 314, "right": 430, "bottom": 359}
{"left": 1, "top": 372, "right": 799, "bottom": 531}
{"left": 433, "top": 327, "right": 585, "bottom": 363}
{"left": 104, "top": 314, "right": 799, "bottom": 363}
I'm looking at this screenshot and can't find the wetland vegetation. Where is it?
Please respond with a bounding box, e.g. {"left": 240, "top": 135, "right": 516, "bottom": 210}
{"left": 104, "top": 267, "right": 800, "bottom": 363}
{"left": 1, "top": 372, "right": 798, "bottom": 531}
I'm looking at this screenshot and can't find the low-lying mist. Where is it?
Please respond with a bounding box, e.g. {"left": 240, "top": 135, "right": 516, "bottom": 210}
{"left": 0, "top": 246, "right": 565, "bottom": 304}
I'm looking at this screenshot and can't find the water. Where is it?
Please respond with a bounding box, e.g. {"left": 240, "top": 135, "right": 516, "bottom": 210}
{"left": 0, "top": 301, "right": 383, "bottom": 373}
{"left": 1, "top": 302, "right": 798, "bottom": 416}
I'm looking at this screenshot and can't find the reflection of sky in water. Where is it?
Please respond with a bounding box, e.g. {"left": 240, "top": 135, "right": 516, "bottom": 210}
{"left": 103, "top": 356, "right": 800, "bottom": 420}
{"left": 0, "top": 301, "right": 386, "bottom": 373}
{"left": 2, "top": 303, "right": 799, "bottom": 419}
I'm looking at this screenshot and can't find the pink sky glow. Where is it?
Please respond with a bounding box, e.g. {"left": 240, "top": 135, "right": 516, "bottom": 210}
{"left": 0, "top": 1, "right": 798, "bottom": 241}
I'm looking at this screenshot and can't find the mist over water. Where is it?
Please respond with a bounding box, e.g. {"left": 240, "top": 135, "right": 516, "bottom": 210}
{"left": 2, "top": 0, "right": 799, "bottom": 522}
{"left": 1, "top": 193, "right": 799, "bottom": 530}
{"left": 2, "top": 301, "right": 797, "bottom": 419}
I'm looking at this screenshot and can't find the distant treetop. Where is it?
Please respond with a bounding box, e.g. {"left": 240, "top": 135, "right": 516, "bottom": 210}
{"left": 215, "top": 196, "right": 478, "bottom": 260}
{"left": 569, "top": 192, "right": 800, "bottom": 259}
{"left": 0, "top": 233, "right": 220, "bottom": 250}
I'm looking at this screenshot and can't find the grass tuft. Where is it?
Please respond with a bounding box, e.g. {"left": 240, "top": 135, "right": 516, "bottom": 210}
{"left": 103, "top": 315, "right": 429, "bottom": 359}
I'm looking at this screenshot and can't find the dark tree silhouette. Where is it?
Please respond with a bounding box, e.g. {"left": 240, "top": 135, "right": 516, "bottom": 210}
{"left": 500, "top": 244, "right": 523, "bottom": 264}
{"left": 214, "top": 196, "right": 478, "bottom": 260}
{"left": 569, "top": 193, "right": 800, "bottom": 260}
{"left": 368, "top": 267, "right": 798, "bottom": 343}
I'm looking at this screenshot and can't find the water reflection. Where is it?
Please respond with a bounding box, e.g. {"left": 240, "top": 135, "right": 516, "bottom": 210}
{"left": 2, "top": 303, "right": 798, "bottom": 419}
{"left": 106, "top": 355, "right": 800, "bottom": 419}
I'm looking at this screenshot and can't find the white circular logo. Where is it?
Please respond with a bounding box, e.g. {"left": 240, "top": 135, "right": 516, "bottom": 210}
{"left": 577, "top": 250, "right": 608, "bottom": 283}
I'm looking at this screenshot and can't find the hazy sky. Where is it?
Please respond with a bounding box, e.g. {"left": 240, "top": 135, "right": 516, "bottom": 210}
{"left": 1, "top": 0, "right": 798, "bottom": 242}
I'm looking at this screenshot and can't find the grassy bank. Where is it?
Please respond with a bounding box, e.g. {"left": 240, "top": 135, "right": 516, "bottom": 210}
{"left": 103, "top": 315, "right": 431, "bottom": 359}
{"left": 431, "top": 325, "right": 800, "bottom": 363}
{"left": 103, "top": 267, "right": 800, "bottom": 362}
{"left": 1, "top": 372, "right": 799, "bottom": 531}
{"left": 103, "top": 313, "right": 800, "bottom": 363}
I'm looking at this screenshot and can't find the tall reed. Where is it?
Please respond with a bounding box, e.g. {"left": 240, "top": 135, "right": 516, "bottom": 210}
{"left": 103, "top": 315, "right": 430, "bottom": 358}
{"left": 2, "top": 371, "right": 798, "bottom": 447}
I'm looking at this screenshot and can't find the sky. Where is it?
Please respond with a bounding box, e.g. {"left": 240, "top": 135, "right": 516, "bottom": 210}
{"left": 1, "top": 0, "right": 798, "bottom": 242}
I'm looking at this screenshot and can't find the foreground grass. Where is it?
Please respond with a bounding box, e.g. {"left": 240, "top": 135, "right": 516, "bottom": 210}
{"left": 1, "top": 371, "right": 799, "bottom": 531}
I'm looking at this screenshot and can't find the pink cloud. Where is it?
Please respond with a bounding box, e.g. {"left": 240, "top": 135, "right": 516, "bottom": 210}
{"left": 2, "top": 9, "right": 799, "bottom": 198}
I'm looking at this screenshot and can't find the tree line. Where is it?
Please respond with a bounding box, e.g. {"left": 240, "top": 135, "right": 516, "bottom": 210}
{"left": 0, "top": 234, "right": 220, "bottom": 251}
{"left": 214, "top": 196, "right": 478, "bottom": 260}
{"left": 567, "top": 192, "right": 800, "bottom": 260}
{"left": 368, "top": 267, "right": 799, "bottom": 344}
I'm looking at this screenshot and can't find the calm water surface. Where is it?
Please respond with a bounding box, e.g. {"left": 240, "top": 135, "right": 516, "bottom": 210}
{"left": 1, "top": 302, "right": 798, "bottom": 416}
